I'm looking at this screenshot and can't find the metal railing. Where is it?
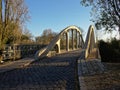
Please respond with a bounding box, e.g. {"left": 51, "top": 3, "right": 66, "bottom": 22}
{"left": 2, "top": 44, "right": 46, "bottom": 60}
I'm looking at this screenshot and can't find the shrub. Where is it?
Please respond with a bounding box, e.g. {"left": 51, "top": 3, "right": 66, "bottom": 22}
{"left": 98, "top": 39, "right": 120, "bottom": 62}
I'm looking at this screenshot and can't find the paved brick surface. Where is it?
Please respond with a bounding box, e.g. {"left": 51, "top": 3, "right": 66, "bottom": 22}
{"left": 0, "top": 50, "right": 81, "bottom": 90}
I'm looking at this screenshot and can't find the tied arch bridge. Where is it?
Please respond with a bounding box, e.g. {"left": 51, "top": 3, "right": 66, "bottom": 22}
{"left": 35, "top": 25, "right": 99, "bottom": 60}
{"left": 0, "top": 25, "right": 106, "bottom": 90}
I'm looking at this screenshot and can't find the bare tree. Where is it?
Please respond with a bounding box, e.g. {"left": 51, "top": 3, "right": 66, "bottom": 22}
{"left": 0, "top": 0, "right": 29, "bottom": 49}
{"left": 36, "top": 29, "right": 57, "bottom": 45}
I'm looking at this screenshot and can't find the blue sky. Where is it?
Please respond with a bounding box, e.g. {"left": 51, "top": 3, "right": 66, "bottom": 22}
{"left": 25, "top": 0, "right": 93, "bottom": 37}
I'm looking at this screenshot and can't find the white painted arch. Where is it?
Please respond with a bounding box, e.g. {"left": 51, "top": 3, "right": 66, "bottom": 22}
{"left": 35, "top": 25, "right": 84, "bottom": 60}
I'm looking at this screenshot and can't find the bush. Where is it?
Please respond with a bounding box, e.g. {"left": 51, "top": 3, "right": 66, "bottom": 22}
{"left": 98, "top": 39, "right": 120, "bottom": 62}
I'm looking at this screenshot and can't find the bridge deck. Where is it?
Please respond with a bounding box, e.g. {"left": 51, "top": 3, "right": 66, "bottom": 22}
{"left": 0, "top": 50, "right": 81, "bottom": 90}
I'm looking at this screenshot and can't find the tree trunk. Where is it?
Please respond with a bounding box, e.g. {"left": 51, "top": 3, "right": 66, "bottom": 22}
{"left": 0, "top": 0, "right": 3, "bottom": 50}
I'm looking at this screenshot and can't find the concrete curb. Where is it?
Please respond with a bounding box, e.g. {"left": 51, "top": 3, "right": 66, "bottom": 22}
{"left": 0, "top": 58, "right": 34, "bottom": 73}
{"left": 77, "top": 59, "right": 87, "bottom": 90}
{"left": 77, "top": 50, "right": 86, "bottom": 90}
{"left": 20, "top": 61, "right": 33, "bottom": 68}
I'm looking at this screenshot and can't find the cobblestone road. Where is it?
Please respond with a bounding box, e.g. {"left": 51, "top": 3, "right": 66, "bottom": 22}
{"left": 0, "top": 50, "right": 81, "bottom": 90}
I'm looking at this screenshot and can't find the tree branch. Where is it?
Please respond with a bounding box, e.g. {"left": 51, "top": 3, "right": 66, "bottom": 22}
{"left": 112, "top": 0, "right": 120, "bottom": 19}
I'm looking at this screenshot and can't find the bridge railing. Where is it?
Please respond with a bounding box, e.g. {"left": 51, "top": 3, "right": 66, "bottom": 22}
{"left": 2, "top": 44, "right": 46, "bottom": 60}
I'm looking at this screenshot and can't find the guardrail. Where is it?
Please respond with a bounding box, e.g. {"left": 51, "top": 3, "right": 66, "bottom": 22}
{"left": 2, "top": 44, "right": 46, "bottom": 60}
